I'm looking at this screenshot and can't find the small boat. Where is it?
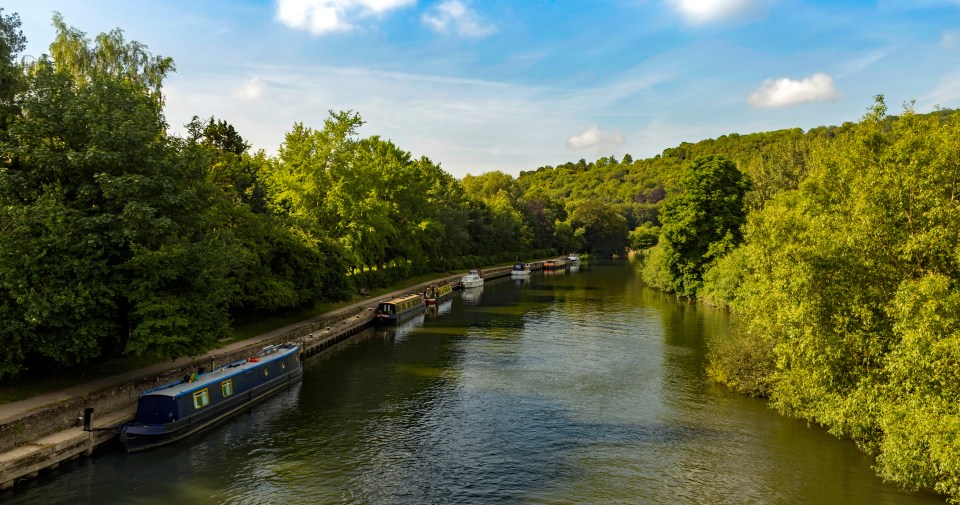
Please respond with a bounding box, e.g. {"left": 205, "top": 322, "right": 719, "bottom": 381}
{"left": 423, "top": 282, "right": 454, "bottom": 305}
{"left": 459, "top": 269, "right": 484, "bottom": 289}
{"left": 542, "top": 258, "right": 567, "bottom": 270}
{"left": 120, "top": 343, "right": 303, "bottom": 452}
{"left": 566, "top": 254, "right": 581, "bottom": 264}
{"left": 510, "top": 262, "right": 531, "bottom": 277}
{"left": 375, "top": 293, "right": 425, "bottom": 323}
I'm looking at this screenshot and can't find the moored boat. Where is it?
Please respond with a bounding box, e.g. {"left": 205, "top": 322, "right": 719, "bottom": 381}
{"left": 542, "top": 258, "right": 567, "bottom": 270}
{"left": 423, "top": 282, "right": 454, "bottom": 305}
{"left": 566, "top": 254, "right": 581, "bottom": 264}
{"left": 459, "top": 269, "right": 484, "bottom": 289}
{"left": 375, "top": 293, "right": 425, "bottom": 323}
{"left": 120, "top": 343, "right": 303, "bottom": 452}
{"left": 510, "top": 262, "right": 531, "bottom": 277}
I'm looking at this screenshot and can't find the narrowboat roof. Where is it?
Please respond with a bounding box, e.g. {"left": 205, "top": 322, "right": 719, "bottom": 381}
{"left": 382, "top": 293, "right": 422, "bottom": 304}
{"left": 141, "top": 344, "right": 299, "bottom": 399}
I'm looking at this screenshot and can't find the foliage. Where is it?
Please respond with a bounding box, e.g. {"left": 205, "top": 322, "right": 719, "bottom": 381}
{"left": 639, "top": 244, "right": 675, "bottom": 294}
{"left": 568, "top": 199, "right": 628, "bottom": 257}
{"left": 0, "top": 47, "right": 229, "bottom": 372}
{"left": 0, "top": 8, "right": 26, "bottom": 131}
{"left": 657, "top": 155, "right": 751, "bottom": 297}
{"left": 48, "top": 11, "right": 174, "bottom": 102}
{"left": 707, "top": 97, "right": 960, "bottom": 501}
{"left": 628, "top": 222, "right": 659, "bottom": 250}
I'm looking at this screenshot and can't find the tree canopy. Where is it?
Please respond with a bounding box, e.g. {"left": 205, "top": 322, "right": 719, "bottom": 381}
{"left": 655, "top": 155, "right": 751, "bottom": 297}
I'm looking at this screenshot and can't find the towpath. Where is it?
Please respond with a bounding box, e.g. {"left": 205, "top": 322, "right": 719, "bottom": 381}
{"left": 0, "top": 271, "right": 465, "bottom": 425}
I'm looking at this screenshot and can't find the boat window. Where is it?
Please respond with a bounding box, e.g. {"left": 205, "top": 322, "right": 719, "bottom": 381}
{"left": 264, "top": 367, "right": 269, "bottom": 376}
{"left": 221, "top": 379, "right": 233, "bottom": 397}
{"left": 193, "top": 389, "right": 210, "bottom": 409}
{"left": 135, "top": 395, "right": 178, "bottom": 424}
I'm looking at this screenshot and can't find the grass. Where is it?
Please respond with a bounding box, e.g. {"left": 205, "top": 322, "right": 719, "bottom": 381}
{"left": 0, "top": 268, "right": 469, "bottom": 406}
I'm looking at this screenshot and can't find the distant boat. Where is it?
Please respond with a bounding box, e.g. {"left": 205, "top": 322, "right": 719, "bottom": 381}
{"left": 120, "top": 343, "right": 303, "bottom": 452}
{"left": 543, "top": 258, "right": 567, "bottom": 270}
{"left": 424, "top": 282, "right": 454, "bottom": 305}
{"left": 510, "top": 262, "right": 531, "bottom": 277}
{"left": 566, "top": 254, "right": 581, "bottom": 264}
{"left": 460, "top": 269, "right": 484, "bottom": 289}
{"left": 375, "top": 293, "right": 425, "bottom": 323}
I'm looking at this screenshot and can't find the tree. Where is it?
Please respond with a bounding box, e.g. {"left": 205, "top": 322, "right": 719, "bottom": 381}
{"left": 0, "top": 8, "right": 26, "bottom": 131}
{"left": 48, "top": 12, "right": 174, "bottom": 103}
{"left": 658, "top": 155, "right": 751, "bottom": 297}
{"left": 568, "top": 200, "right": 628, "bottom": 257}
{"left": 0, "top": 17, "right": 233, "bottom": 378}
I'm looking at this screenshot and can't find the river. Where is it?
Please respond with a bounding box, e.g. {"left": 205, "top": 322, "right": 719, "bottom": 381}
{"left": 3, "top": 261, "right": 943, "bottom": 504}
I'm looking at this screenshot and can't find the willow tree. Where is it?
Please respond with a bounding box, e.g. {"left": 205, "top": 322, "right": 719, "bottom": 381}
{"left": 48, "top": 11, "right": 173, "bottom": 104}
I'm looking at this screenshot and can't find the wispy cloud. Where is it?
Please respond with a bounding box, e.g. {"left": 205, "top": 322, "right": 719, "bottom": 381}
{"left": 747, "top": 73, "right": 839, "bottom": 108}
{"left": 666, "top": 0, "right": 774, "bottom": 25}
{"left": 234, "top": 77, "right": 266, "bottom": 100}
{"left": 922, "top": 67, "right": 960, "bottom": 108}
{"left": 422, "top": 0, "right": 496, "bottom": 38}
{"left": 566, "top": 125, "right": 625, "bottom": 152}
{"left": 836, "top": 51, "right": 887, "bottom": 78}
{"left": 941, "top": 30, "right": 960, "bottom": 49}
{"left": 275, "top": 0, "right": 415, "bottom": 35}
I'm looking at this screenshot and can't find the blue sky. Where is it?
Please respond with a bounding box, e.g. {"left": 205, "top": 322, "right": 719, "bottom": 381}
{"left": 5, "top": 0, "right": 960, "bottom": 178}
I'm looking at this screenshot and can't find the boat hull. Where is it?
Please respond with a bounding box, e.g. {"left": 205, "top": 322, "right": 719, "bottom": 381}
{"left": 121, "top": 345, "right": 303, "bottom": 452}
{"left": 120, "top": 367, "right": 302, "bottom": 452}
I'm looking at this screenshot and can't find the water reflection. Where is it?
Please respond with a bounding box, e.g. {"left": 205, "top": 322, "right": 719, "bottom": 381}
{"left": 459, "top": 285, "right": 483, "bottom": 304}
{"left": 374, "top": 312, "right": 426, "bottom": 342}
{"left": 425, "top": 299, "right": 453, "bottom": 319}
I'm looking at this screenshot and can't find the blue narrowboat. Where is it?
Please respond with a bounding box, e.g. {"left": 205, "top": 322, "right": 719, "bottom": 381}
{"left": 120, "top": 343, "right": 303, "bottom": 452}
{"left": 375, "top": 293, "right": 425, "bottom": 324}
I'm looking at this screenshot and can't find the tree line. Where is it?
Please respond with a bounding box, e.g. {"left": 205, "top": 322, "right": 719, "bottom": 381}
{"left": 0, "top": 12, "right": 632, "bottom": 380}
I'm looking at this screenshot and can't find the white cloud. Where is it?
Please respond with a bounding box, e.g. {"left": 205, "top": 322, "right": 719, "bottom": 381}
{"left": 422, "top": 0, "right": 496, "bottom": 38}
{"left": 922, "top": 68, "right": 960, "bottom": 109}
{"left": 747, "top": 73, "right": 839, "bottom": 108}
{"left": 234, "top": 77, "right": 266, "bottom": 100}
{"left": 275, "top": 0, "right": 415, "bottom": 35}
{"left": 942, "top": 30, "right": 960, "bottom": 49}
{"left": 566, "top": 125, "right": 625, "bottom": 152}
{"left": 666, "top": 0, "right": 772, "bottom": 25}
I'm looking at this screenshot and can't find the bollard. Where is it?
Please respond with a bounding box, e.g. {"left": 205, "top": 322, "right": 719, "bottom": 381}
{"left": 83, "top": 407, "right": 94, "bottom": 431}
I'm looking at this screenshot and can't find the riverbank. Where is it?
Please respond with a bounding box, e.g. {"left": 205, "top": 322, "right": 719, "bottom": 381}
{"left": 0, "top": 263, "right": 530, "bottom": 491}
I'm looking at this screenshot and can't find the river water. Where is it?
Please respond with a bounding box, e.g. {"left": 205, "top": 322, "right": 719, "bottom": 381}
{"left": 3, "top": 261, "right": 943, "bottom": 504}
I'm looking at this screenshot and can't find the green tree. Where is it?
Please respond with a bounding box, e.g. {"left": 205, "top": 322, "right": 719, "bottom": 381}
{"left": 0, "top": 8, "right": 26, "bottom": 131}
{"left": 628, "top": 222, "right": 659, "bottom": 250}
{"left": 658, "top": 155, "right": 751, "bottom": 297}
{"left": 48, "top": 12, "right": 174, "bottom": 102}
{"left": 0, "top": 18, "right": 231, "bottom": 378}
{"left": 567, "top": 199, "right": 628, "bottom": 257}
